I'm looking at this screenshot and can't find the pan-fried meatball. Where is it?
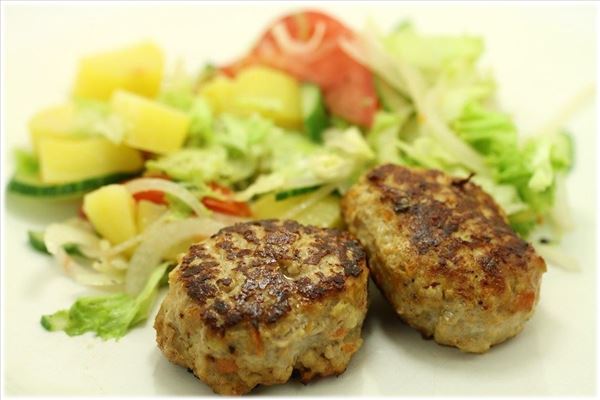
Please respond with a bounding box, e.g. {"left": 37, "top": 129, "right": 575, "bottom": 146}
{"left": 154, "top": 220, "right": 369, "bottom": 395}
{"left": 342, "top": 164, "right": 546, "bottom": 353}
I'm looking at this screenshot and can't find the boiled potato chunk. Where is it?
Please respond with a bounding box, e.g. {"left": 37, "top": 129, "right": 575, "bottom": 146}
{"left": 83, "top": 184, "right": 137, "bottom": 245}
{"left": 201, "top": 67, "right": 302, "bottom": 128}
{"left": 38, "top": 136, "right": 143, "bottom": 184}
{"left": 73, "top": 42, "right": 164, "bottom": 100}
{"left": 231, "top": 67, "right": 302, "bottom": 128}
{"left": 136, "top": 200, "right": 167, "bottom": 232}
{"left": 200, "top": 75, "right": 235, "bottom": 114}
{"left": 251, "top": 192, "right": 342, "bottom": 228}
{"left": 111, "top": 90, "right": 190, "bottom": 154}
{"left": 29, "top": 104, "right": 77, "bottom": 154}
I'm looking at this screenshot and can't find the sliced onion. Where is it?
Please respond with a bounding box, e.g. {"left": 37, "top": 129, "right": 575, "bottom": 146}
{"left": 44, "top": 219, "right": 103, "bottom": 258}
{"left": 339, "top": 34, "right": 408, "bottom": 97}
{"left": 124, "top": 178, "right": 208, "bottom": 216}
{"left": 548, "top": 173, "right": 575, "bottom": 233}
{"left": 271, "top": 21, "right": 326, "bottom": 55}
{"left": 340, "top": 31, "right": 491, "bottom": 177}
{"left": 534, "top": 85, "right": 595, "bottom": 137}
{"left": 126, "top": 217, "right": 229, "bottom": 295}
{"left": 534, "top": 244, "right": 580, "bottom": 271}
{"left": 104, "top": 213, "right": 171, "bottom": 257}
{"left": 92, "top": 256, "right": 128, "bottom": 274}
{"left": 55, "top": 247, "right": 124, "bottom": 287}
{"left": 45, "top": 219, "right": 124, "bottom": 286}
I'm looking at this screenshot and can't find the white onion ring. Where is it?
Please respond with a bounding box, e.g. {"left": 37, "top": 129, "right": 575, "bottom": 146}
{"left": 271, "top": 21, "right": 326, "bottom": 55}
{"left": 534, "top": 243, "right": 580, "bottom": 271}
{"left": 55, "top": 247, "right": 124, "bottom": 287}
{"left": 44, "top": 219, "right": 124, "bottom": 286}
{"left": 124, "top": 178, "right": 208, "bottom": 216}
{"left": 44, "top": 220, "right": 103, "bottom": 258}
{"left": 125, "top": 217, "right": 229, "bottom": 295}
{"left": 104, "top": 212, "right": 170, "bottom": 257}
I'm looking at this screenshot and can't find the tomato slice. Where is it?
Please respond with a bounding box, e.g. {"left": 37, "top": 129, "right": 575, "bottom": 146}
{"left": 78, "top": 204, "right": 88, "bottom": 220}
{"left": 201, "top": 182, "right": 252, "bottom": 217}
{"left": 202, "top": 197, "right": 252, "bottom": 217}
{"left": 133, "top": 190, "right": 167, "bottom": 205}
{"left": 221, "top": 10, "right": 378, "bottom": 127}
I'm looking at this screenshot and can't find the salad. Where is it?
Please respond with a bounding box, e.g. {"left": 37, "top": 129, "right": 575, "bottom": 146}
{"left": 8, "top": 10, "right": 583, "bottom": 340}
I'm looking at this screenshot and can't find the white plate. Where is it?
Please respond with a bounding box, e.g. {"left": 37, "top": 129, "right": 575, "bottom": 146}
{"left": 2, "top": 3, "right": 596, "bottom": 396}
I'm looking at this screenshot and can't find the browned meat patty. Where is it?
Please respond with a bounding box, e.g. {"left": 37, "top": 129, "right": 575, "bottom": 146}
{"left": 154, "top": 220, "right": 369, "bottom": 395}
{"left": 342, "top": 164, "right": 546, "bottom": 353}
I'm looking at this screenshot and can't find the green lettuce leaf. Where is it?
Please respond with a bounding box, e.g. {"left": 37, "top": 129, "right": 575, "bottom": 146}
{"left": 148, "top": 104, "right": 372, "bottom": 200}
{"left": 452, "top": 101, "right": 574, "bottom": 237}
{"left": 41, "top": 263, "right": 169, "bottom": 340}
{"left": 72, "top": 98, "right": 127, "bottom": 144}
{"left": 235, "top": 126, "right": 375, "bottom": 200}
{"left": 383, "top": 23, "right": 484, "bottom": 78}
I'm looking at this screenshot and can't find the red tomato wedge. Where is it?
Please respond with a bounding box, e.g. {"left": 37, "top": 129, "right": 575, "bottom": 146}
{"left": 202, "top": 197, "right": 252, "bottom": 217}
{"left": 133, "top": 190, "right": 167, "bottom": 205}
{"left": 201, "top": 182, "right": 252, "bottom": 217}
{"left": 122, "top": 176, "right": 251, "bottom": 217}
{"left": 221, "top": 10, "right": 379, "bottom": 127}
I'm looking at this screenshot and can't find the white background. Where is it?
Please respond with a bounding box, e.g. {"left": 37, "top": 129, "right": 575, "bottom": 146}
{"left": 2, "top": 2, "right": 597, "bottom": 396}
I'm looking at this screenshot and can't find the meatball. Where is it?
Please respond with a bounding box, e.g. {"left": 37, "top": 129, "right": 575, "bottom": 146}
{"left": 154, "top": 220, "right": 369, "bottom": 395}
{"left": 342, "top": 164, "right": 546, "bottom": 353}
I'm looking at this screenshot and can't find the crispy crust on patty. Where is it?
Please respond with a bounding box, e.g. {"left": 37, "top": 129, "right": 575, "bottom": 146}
{"left": 155, "top": 219, "right": 369, "bottom": 394}
{"left": 342, "top": 164, "right": 546, "bottom": 353}
{"left": 177, "top": 219, "right": 365, "bottom": 331}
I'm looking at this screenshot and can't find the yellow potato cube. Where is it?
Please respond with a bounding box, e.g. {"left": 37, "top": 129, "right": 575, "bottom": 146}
{"left": 73, "top": 42, "right": 164, "bottom": 100}
{"left": 229, "top": 66, "right": 302, "bottom": 128}
{"left": 136, "top": 200, "right": 167, "bottom": 232}
{"left": 200, "top": 75, "right": 235, "bottom": 114}
{"left": 83, "top": 184, "right": 137, "bottom": 245}
{"left": 29, "top": 104, "right": 77, "bottom": 153}
{"left": 200, "top": 67, "right": 302, "bottom": 128}
{"left": 38, "top": 136, "right": 143, "bottom": 184}
{"left": 111, "top": 90, "right": 190, "bottom": 154}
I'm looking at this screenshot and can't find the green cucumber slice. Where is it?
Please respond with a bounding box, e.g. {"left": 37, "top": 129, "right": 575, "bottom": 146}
{"left": 28, "top": 230, "right": 49, "bottom": 254}
{"left": 301, "top": 83, "right": 329, "bottom": 143}
{"left": 8, "top": 171, "right": 140, "bottom": 199}
{"left": 275, "top": 185, "right": 320, "bottom": 201}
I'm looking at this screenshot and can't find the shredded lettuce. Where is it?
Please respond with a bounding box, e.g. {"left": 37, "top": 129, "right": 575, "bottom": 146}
{"left": 147, "top": 147, "right": 229, "bottom": 186}
{"left": 72, "top": 99, "right": 127, "bottom": 144}
{"left": 368, "top": 112, "right": 408, "bottom": 164}
{"left": 236, "top": 126, "right": 375, "bottom": 200}
{"left": 148, "top": 96, "right": 373, "bottom": 201}
{"left": 40, "top": 263, "right": 169, "bottom": 340}
{"left": 454, "top": 102, "right": 574, "bottom": 236}
{"left": 147, "top": 107, "right": 277, "bottom": 186}
{"left": 158, "top": 63, "right": 196, "bottom": 111}
{"left": 355, "top": 22, "right": 577, "bottom": 241}
{"left": 383, "top": 22, "right": 484, "bottom": 79}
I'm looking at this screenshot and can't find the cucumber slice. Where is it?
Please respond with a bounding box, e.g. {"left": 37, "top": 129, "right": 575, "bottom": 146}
{"left": 374, "top": 76, "right": 411, "bottom": 112}
{"left": 275, "top": 185, "right": 320, "bottom": 201}
{"left": 62, "top": 243, "right": 90, "bottom": 258}
{"left": 295, "top": 195, "right": 342, "bottom": 228}
{"left": 252, "top": 192, "right": 342, "bottom": 228}
{"left": 8, "top": 171, "right": 140, "bottom": 199}
{"left": 301, "top": 83, "right": 329, "bottom": 143}
{"left": 28, "top": 230, "right": 49, "bottom": 254}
